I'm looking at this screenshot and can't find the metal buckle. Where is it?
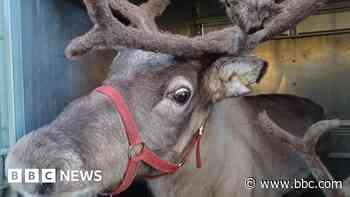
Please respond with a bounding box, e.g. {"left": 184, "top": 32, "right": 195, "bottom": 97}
{"left": 176, "top": 160, "right": 185, "bottom": 167}
{"left": 128, "top": 142, "right": 145, "bottom": 159}
{"left": 198, "top": 125, "right": 204, "bottom": 136}
{"left": 175, "top": 125, "right": 204, "bottom": 168}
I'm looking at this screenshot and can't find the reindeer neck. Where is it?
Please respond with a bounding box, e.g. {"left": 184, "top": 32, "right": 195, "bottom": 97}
{"left": 146, "top": 98, "right": 261, "bottom": 197}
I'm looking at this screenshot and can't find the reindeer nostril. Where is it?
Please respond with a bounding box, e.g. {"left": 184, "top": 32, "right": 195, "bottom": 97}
{"left": 37, "top": 183, "right": 55, "bottom": 195}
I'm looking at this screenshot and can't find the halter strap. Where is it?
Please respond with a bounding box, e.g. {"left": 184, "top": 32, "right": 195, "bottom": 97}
{"left": 96, "top": 86, "right": 204, "bottom": 196}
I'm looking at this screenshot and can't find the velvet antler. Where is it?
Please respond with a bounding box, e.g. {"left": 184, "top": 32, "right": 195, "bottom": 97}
{"left": 65, "top": 0, "right": 244, "bottom": 59}
{"left": 259, "top": 111, "right": 347, "bottom": 197}
{"left": 65, "top": 0, "right": 326, "bottom": 60}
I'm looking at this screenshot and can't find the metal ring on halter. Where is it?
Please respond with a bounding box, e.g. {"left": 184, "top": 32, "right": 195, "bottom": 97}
{"left": 176, "top": 160, "right": 185, "bottom": 167}
{"left": 128, "top": 142, "right": 145, "bottom": 159}
{"left": 198, "top": 125, "right": 204, "bottom": 136}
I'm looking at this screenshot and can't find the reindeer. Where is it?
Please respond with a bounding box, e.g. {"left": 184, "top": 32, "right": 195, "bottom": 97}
{"left": 5, "top": 0, "right": 330, "bottom": 197}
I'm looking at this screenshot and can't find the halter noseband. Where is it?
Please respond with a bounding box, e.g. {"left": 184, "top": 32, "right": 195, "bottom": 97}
{"left": 96, "top": 86, "right": 205, "bottom": 196}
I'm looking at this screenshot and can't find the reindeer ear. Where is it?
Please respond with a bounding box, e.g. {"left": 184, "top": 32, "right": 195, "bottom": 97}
{"left": 201, "top": 56, "right": 267, "bottom": 103}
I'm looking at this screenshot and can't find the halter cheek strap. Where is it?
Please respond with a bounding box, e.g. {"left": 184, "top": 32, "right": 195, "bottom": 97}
{"left": 96, "top": 86, "right": 204, "bottom": 196}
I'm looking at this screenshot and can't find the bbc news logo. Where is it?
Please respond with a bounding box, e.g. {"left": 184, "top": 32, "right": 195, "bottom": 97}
{"left": 7, "top": 169, "right": 102, "bottom": 183}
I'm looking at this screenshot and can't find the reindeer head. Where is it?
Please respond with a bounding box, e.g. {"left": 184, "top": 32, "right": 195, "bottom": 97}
{"left": 5, "top": 0, "right": 325, "bottom": 196}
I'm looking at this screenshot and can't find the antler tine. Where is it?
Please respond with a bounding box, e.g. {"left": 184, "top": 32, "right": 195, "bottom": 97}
{"left": 110, "top": 0, "right": 170, "bottom": 32}
{"left": 110, "top": 0, "right": 148, "bottom": 30}
{"left": 64, "top": 0, "right": 118, "bottom": 58}
{"left": 69, "top": 0, "right": 169, "bottom": 57}
{"left": 303, "top": 119, "right": 341, "bottom": 153}
{"left": 140, "top": 0, "right": 170, "bottom": 22}
{"left": 247, "top": 0, "right": 327, "bottom": 46}
{"left": 258, "top": 111, "right": 305, "bottom": 151}
{"left": 259, "top": 111, "right": 346, "bottom": 197}
{"left": 84, "top": 0, "right": 117, "bottom": 28}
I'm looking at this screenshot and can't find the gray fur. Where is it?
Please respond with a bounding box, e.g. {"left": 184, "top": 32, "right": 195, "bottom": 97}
{"left": 109, "top": 49, "right": 176, "bottom": 79}
{"left": 6, "top": 50, "right": 325, "bottom": 197}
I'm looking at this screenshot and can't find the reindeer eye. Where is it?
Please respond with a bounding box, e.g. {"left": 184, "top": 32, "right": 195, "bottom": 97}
{"left": 171, "top": 87, "right": 191, "bottom": 105}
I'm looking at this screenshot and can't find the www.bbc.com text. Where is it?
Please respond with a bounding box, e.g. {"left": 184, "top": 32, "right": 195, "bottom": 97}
{"left": 244, "top": 177, "right": 343, "bottom": 190}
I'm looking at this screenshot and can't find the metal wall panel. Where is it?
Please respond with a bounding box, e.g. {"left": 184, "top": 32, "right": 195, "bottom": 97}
{"left": 254, "top": 33, "right": 350, "bottom": 119}
{"left": 298, "top": 12, "right": 350, "bottom": 33}
{"left": 20, "top": 0, "right": 114, "bottom": 132}
{"left": 0, "top": 0, "right": 9, "bottom": 151}
{"left": 0, "top": 0, "right": 25, "bottom": 193}
{"left": 0, "top": 0, "right": 25, "bottom": 151}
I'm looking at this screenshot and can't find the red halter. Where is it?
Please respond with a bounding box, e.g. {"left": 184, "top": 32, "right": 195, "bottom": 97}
{"left": 96, "top": 86, "right": 204, "bottom": 196}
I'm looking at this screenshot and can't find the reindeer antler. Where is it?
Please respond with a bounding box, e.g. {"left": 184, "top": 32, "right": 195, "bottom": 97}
{"left": 65, "top": 0, "right": 243, "bottom": 59}
{"left": 259, "top": 111, "right": 347, "bottom": 197}
{"left": 65, "top": 0, "right": 326, "bottom": 60}
{"left": 110, "top": 0, "right": 169, "bottom": 32}
{"left": 247, "top": 0, "right": 327, "bottom": 47}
